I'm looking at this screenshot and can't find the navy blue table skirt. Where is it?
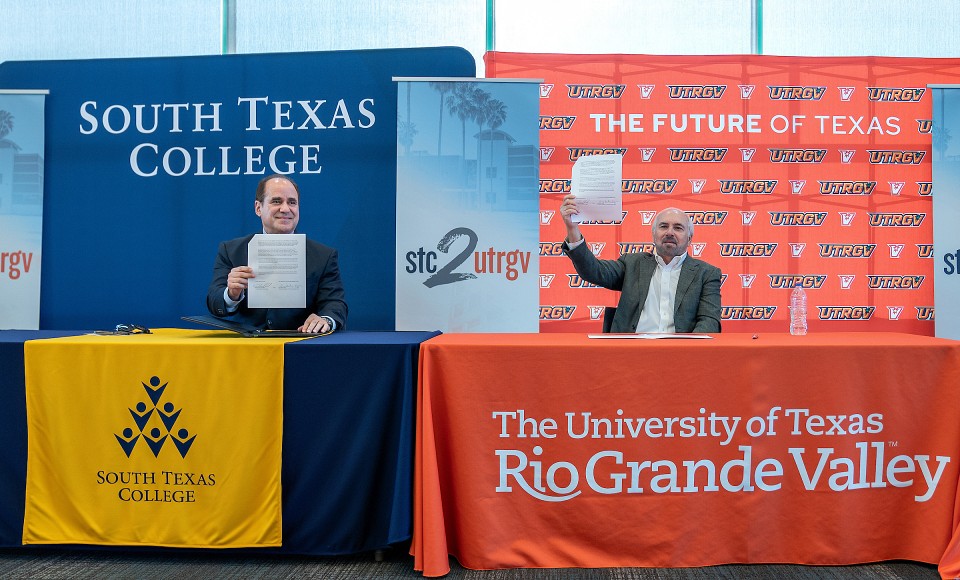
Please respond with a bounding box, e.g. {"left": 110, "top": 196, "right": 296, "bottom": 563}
{"left": 0, "top": 329, "right": 438, "bottom": 554}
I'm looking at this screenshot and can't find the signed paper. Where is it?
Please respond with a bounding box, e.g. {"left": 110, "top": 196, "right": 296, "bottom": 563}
{"left": 571, "top": 153, "right": 623, "bottom": 223}
{"left": 247, "top": 234, "right": 306, "bottom": 309}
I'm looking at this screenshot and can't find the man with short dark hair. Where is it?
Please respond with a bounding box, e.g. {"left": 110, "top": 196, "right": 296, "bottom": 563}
{"left": 559, "top": 194, "right": 721, "bottom": 333}
{"left": 206, "top": 174, "right": 347, "bottom": 333}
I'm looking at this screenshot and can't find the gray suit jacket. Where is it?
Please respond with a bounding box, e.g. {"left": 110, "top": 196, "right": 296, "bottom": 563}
{"left": 563, "top": 240, "right": 722, "bottom": 333}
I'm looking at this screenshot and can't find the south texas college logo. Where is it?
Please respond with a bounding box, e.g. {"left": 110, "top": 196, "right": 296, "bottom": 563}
{"left": 116, "top": 375, "right": 197, "bottom": 459}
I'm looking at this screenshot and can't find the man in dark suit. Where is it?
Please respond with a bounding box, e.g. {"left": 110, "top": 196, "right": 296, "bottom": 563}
{"left": 559, "top": 194, "right": 721, "bottom": 333}
{"left": 206, "top": 174, "right": 347, "bottom": 333}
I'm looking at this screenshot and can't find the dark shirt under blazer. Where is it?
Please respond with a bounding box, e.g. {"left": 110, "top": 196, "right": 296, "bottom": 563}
{"left": 563, "top": 239, "right": 721, "bottom": 333}
{"left": 207, "top": 234, "right": 348, "bottom": 330}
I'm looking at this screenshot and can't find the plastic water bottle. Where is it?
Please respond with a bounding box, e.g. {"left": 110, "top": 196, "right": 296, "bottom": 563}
{"left": 789, "top": 283, "right": 808, "bottom": 335}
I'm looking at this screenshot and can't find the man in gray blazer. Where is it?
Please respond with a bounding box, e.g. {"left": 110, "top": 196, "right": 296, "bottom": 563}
{"left": 206, "top": 174, "right": 347, "bottom": 333}
{"left": 559, "top": 194, "right": 721, "bottom": 333}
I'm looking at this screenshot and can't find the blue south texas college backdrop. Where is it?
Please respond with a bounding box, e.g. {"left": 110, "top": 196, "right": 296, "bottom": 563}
{"left": 0, "top": 47, "right": 475, "bottom": 330}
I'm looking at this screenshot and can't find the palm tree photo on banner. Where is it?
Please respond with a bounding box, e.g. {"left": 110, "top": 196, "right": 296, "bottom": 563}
{"left": 394, "top": 78, "right": 540, "bottom": 332}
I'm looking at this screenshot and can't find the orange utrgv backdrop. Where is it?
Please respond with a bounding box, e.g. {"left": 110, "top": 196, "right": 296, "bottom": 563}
{"left": 485, "top": 52, "right": 960, "bottom": 334}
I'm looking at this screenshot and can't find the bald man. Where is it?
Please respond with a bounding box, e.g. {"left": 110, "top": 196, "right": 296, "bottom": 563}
{"left": 559, "top": 194, "right": 721, "bottom": 333}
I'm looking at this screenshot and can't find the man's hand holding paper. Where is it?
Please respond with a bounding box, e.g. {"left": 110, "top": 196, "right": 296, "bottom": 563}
{"left": 570, "top": 153, "right": 623, "bottom": 223}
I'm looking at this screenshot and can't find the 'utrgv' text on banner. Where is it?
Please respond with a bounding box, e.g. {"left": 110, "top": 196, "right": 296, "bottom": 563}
{"left": 395, "top": 78, "right": 540, "bottom": 332}
{"left": 485, "top": 52, "right": 960, "bottom": 334}
{"left": 0, "top": 90, "right": 45, "bottom": 330}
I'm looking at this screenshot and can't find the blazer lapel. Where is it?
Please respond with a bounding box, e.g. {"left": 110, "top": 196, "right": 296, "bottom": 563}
{"left": 628, "top": 255, "right": 657, "bottom": 330}
{"left": 636, "top": 255, "right": 656, "bottom": 305}
{"left": 674, "top": 258, "right": 700, "bottom": 314}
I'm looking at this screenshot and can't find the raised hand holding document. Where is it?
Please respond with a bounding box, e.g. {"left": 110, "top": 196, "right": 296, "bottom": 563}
{"left": 570, "top": 153, "right": 623, "bottom": 223}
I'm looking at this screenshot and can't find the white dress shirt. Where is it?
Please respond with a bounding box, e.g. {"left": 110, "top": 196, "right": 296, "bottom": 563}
{"left": 566, "top": 237, "right": 686, "bottom": 333}
{"left": 635, "top": 251, "right": 686, "bottom": 333}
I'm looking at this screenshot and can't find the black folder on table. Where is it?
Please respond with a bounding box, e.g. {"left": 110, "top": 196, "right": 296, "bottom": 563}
{"left": 181, "top": 315, "right": 328, "bottom": 338}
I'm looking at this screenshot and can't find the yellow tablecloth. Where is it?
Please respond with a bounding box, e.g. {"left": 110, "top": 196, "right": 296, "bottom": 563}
{"left": 23, "top": 329, "right": 294, "bottom": 548}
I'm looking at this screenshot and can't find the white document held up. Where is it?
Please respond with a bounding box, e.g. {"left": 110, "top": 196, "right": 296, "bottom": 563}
{"left": 247, "top": 234, "right": 307, "bottom": 309}
{"left": 571, "top": 153, "right": 623, "bottom": 223}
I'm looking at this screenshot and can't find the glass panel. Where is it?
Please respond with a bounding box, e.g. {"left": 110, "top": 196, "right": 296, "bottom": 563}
{"left": 764, "top": 0, "right": 960, "bottom": 57}
{"left": 495, "top": 0, "right": 753, "bottom": 55}
{"left": 4, "top": 1, "right": 960, "bottom": 78}
{"left": 236, "top": 0, "right": 486, "bottom": 73}
{"left": 0, "top": 0, "right": 221, "bottom": 63}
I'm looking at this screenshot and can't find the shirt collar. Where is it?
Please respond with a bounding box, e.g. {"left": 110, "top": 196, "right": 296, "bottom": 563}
{"left": 654, "top": 251, "right": 687, "bottom": 269}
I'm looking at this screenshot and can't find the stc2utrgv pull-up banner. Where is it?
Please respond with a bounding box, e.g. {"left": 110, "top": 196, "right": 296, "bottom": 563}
{"left": 486, "top": 52, "right": 960, "bottom": 334}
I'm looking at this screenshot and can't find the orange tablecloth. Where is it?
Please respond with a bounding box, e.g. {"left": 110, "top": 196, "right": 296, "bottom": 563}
{"left": 412, "top": 333, "right": 960, "bottom": 577}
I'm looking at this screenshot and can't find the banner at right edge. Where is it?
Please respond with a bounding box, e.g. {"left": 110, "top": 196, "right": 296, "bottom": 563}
{"left": 931, "top": 85, "right": 960, "bottom": 340}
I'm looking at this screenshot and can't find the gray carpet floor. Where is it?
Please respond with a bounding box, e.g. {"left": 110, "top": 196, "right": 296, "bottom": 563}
{"left": 0, "top": 547, "right": 942, "bottom": 579}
